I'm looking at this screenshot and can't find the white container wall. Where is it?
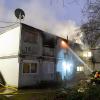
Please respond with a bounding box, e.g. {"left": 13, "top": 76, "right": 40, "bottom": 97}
{"left": 0, "top": 58, "right": 19, "bottom": 87}
{"left": 0, "top": 26, "right": 21, "bottom": 57}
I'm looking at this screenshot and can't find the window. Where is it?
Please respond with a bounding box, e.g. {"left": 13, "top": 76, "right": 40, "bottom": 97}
{"left": 23, "top": 31, "right": 38, "bottom": 43}
{"left": 23, "top": 63, "right": 30, "bottom": 73}
{"left": 23, "top": 63, "right": 38, "bottom": 73}
{"left": 47, "top": 62, "right": 54, "bottom": 73}
{"left": 43, "top": 47, "right": 54, "bottom": 56}
{"left": 31, "top": 63, "right": 37, "bottom": 73}
{"left": 77, "top": 66, "right": 84, "bottom": 72}
{"left": 43, "top": 34, "right": 56, "bottom": 48}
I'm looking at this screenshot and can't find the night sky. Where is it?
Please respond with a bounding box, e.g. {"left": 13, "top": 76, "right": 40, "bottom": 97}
{"left": 0, "top": 0, "right": 87, "bottom": 40}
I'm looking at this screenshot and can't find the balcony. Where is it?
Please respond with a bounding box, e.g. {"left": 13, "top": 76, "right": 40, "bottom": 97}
{"left": 43, "top": 47, "right": 55, "bottom": 57}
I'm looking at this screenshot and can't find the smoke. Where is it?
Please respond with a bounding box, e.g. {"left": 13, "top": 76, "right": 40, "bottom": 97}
{"left": 0, "top": 0, "right": 83, "bottom": 42}
{"left": 0, "top": 0, "right": 7, "bottom": 22}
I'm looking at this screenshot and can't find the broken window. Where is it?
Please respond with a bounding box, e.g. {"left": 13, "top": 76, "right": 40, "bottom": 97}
{"left": 42, "top": 33, "right": 56, "bottom": 48}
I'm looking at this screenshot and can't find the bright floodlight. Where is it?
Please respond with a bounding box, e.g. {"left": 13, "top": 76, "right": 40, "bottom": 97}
{"left": 62, "top": 61, "right": 71, "bottom": 73}
{"left": 62, "top": 61, "right": 67, "bottom": 71}
{"left": 61, "top": 40, "right": 68, "bottom": 49}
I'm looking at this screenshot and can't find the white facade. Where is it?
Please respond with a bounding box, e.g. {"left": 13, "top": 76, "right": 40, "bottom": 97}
{"left": 0, "top": 25, "right": 21, "bottom": 87}
{"left": 0, "top": 58, "right": 19, "bottom": 87}
{"left": 0, "top": 26, "right": 21, "bottom": 57}
{"left": 0, "top": 23, "right": 56, "bottom": 88}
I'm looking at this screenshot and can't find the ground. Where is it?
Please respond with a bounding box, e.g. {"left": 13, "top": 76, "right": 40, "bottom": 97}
{"left": 0, "top": 84, "right": 100, "bottom": 100}
{"left": 0, "top": 89, "right": 57, "bottom": 100}
{"left": 0, "top": 81, "right": 100, "bottom": 100}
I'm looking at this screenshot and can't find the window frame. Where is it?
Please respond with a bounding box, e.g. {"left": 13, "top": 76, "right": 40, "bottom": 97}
{"left": 22, "top": 60, "right": 38, "bottom": 74}
{"left": 30, "top": 63, "right": 38, "bottom": 73}
{"left": 23, "top": 31, "right": 38, "bottom": 44}
{"left": 23, "top": 63, "right": 30, "bottom": 73}
{"left": 77, "top": 66, "right": 84, "bottom": 72}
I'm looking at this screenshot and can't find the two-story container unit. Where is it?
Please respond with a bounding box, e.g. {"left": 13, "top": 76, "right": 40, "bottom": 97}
{"left": 0, "top": 23, "right": 57, "bottom": 88}
{"left": 0, "top": 23, "right": 86, "bottom": 88}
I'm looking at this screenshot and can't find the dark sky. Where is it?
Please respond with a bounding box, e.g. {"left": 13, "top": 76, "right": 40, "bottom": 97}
{"left": 0, "top": 0, "right": 86, "bottom": 40}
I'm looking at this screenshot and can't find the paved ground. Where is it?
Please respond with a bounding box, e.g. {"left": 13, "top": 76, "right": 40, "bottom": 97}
{"left": 0, "top": 88, "right": 57, "bottom": 100}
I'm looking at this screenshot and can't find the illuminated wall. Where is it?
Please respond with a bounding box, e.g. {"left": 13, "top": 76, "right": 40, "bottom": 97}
{"left": 56, "top": 39, "right": 82, "bottom": 80}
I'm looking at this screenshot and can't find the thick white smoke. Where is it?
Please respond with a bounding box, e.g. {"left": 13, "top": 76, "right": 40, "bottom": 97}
{"left": 0, "top": 0, "right": 83, "bottom": 43}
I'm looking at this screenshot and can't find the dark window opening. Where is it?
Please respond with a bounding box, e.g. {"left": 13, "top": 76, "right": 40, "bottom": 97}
{"left": 42, "top": 33, "right": 56, "bottom": 48}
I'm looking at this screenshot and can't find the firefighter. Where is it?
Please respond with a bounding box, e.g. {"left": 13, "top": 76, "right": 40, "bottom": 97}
{"left": 94, "top": 72, "right": 99, "bottom": 78}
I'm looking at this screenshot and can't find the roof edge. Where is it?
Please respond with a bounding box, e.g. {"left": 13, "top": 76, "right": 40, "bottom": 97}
{"left": 0, "top": 23, "right": 20, "bottom": 35}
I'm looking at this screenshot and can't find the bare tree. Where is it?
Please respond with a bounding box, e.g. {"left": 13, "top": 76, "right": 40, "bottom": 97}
{"left": 81, "top": 0, "right": 100, "bottom": 48}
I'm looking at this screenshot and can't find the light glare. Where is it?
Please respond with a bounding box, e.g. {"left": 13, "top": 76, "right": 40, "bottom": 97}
{"left": 61, "top": 40, "right": 68, "bottom": 48}
{"left": 83, "top": 51, "right": 92, "bottom": 58}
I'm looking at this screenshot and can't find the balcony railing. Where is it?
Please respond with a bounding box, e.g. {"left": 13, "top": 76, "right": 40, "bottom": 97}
{"left": 43, "top": 47, "right": 55, "bottom": 57}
